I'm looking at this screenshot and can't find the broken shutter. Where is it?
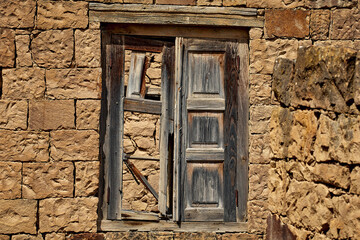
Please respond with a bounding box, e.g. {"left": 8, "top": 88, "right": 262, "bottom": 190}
{"left": 180, "top": 38, "right": 247, "bottom": 222}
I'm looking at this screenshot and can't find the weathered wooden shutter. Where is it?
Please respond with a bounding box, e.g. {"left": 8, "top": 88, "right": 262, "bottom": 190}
{"left": 180, "top": 38, "right": 248, "bottom": 222}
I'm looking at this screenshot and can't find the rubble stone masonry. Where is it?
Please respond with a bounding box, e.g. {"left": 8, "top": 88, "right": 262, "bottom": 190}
{"left": 0, "top": 0, "right": 359, "bottom": 239}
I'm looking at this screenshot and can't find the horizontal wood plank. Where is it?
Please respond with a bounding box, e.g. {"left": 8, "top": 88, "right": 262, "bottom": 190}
{"left": 124, "top": 98, "right": 162, "bottom": 114}
{"left": 186, "top": 148, "right": 224, "bottom": 161}
{"left": 100, "top": 220, "right": 248, "bottom": 232}
{"left": 187, "top": 99, "right": 225, "bottom": 111}
{"left": 121, "top": 210, "right": 159, "bottom": 221}
{"left": 184, "top": 208, "right": 224, "bottom": 221}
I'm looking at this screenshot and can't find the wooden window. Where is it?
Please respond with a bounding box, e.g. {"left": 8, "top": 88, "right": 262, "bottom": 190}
{"left": 101, "top": 31, "right": 249, "bottom": 228}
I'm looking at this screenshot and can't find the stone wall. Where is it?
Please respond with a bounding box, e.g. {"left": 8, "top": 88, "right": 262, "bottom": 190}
{"left": 0, "top": 0, "right": 359, "bottom": 239}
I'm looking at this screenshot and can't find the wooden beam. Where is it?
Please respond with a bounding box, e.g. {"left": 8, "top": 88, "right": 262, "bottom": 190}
{"left": 124, "top": 98, "right": 162, "bottom": 115}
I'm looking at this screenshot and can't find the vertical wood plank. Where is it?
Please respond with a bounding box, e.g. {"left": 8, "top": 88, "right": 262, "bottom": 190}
{"left": 126, "top": 52, "right": 146, "bottom": 98}
{"left": 107, "top": 42, "right": 125, "bottom": 220}
{"left": 237, "top": 41, "right": 249, "bottom": 222}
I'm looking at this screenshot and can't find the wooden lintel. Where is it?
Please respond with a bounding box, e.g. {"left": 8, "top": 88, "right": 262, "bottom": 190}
{"left": 99, "top": 220, "right": 248, "bottom": 232}
{"left": 124, "top": 98, "right": 162, "bottom": 115}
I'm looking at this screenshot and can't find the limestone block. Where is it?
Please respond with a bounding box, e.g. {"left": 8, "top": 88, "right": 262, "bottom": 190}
{"left": 249, "top": 74, "right": 271, "bottom": 105}
{"left": 0, "top": 29, "right": 15, "bottom": 67}
{"left": 247, "top": 0, "right": 356, "bottom": 8}
{"left": 0, "top": 235, "right": 9, "bottom": 240}
{"left": 146, "top": 68, "right": 162, "bottom": 80}
{"left": 75, "top": 161, "right": 99, "bottom": 197}
{"left": 67, "top": 233, "right": 105, "bottom": 240}
{"left": 310, "top": 10, "right": 330, "bottom": 40}
{"left": 123, "top": 137, "right": 136, "bottom": 154}
{"left": 265, "top": 10, "right": 309, "bottom": 38}
{"left": 272, "top": 58, "right": 295, "bottom": 107}
{"left": 249, "top": 39, "right": 311, "bottom": 74}
{"left": 39, "top": 197, "right": 98, "bottom": 233}
{"left": 45, "top": 233, "right": 65, "bottom": 240}
{"left": 50, "top": 130, "right": 99, "bottom": 161}
{"left": 249, "top": 28, "right": 263, "bottom": 40}
{"left": 37, "top": 0, "right": 88, "bottom": 29}
{"left": 0, "top": 130, "right": 49, "bottom": 161}
{"left": 314, "top": 40, "right": 360, "bottom": 51}
{"left": 75, "top": 29, "right": 100, "bottom": 67}
{"left": 174, "top": 232, "right": 217, "bottom": 240}
{"left": 249, "top": 105, "right": 274, "bottom": 134}
{"left": 223, "top": 0, "right": 246, "bottom": 6}
{"left": 0, "top": 0, "right": 35, "bottom": 28}
{"left": 247, "top": 200, "right": 269, "bottom": 234}
{"left": 268, "top": 161, "right": 290, "bottom": 215}
{"left": 148, "top": 232, "right": 174, "bottom": 240}
{"left": 0, "top": 100, "right": 27, "bottom": 130}
{"left": 249, "top": 164, "right": 270, "bottom": 201}
{"left": 76, "top": 100, "right": 101, "bottom": 130}
{"left": 331, "top": 9, "right": 360, "bottom": 40}
{"left": 249, "top": 134, "right": 271, "bottom": 164}
{"left": 15, "top": 35, "right": 32, "bottom": 67}
{"left": 350, "top": 167, "right": 360, "bottom": 195}
{"left": 0, "top": 162, "right": 21, "bottom": 199}
{"left": 46, "top": 68, "right": 102, "bottom": 99}
{"left": 124, "top": 119, "right": 157, "bottom": 137}
{"left": 2, "top": 68, "right": 45, "bottom": 99}
{"left": 124, "top": 0, "right": 152, "bottom": 3}
{"left": 156, "top": 0, "right": 195, "bottom": 5}
{"left": 220, "top": 233, "right": 260, "bottom": 240}
{"left": 0, "top": 199, "right": 37, "bottom": 234}
{"left": 23, "top": 162, "right": 74, "bottom": 199}
{"left": 197, "top": 0, "right": 222, "bottom": 6}
{"left": 314, "top": 114, "right": 360, "bottom": 164}
{"left": 310, "top": 163, "right": 350, "bottom": 189}
{"left": 32, "top": 30, "right": 73, "bottom": 68}
{"left": 29, "top": 100, "right": 75, "bottom": 130}
{"left": 106, "top": 232, "right": 148, "bottom": 240}
{"left": 12, "top": 235, "right": 43, "bottom": 240}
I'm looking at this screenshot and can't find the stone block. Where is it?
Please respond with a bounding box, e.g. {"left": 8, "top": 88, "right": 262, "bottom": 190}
{"left": 223, "top": 0, "right": 246, "bottom": 6}
{"left": 0, "top": 0, "right": 35, "bottom": 28}
{"left": 12, "top": 235, "right": 43, "bottom": 240}
{"left": 249, "top": 39, "right": 311, "bottom": 74}
{"left": 46, "top": 68, "right": 102, "bottom": 99}
{"left": 67, "top": 233, "right": 105, "bottom": 240}
{"left": 32, "top": 30, "right": 73, "bottom": 68}
{"left": 29, "top": 100, "right": 75, "bottom": 130}
{"left": 220, "top": 233, "right": 260, "bottom": 240}
{"left": 124, "top": 0, "right": 152, "bottom": 3}
{"left": 0, "top": 162, "right": 21, "bottom": 199}
{"left": 247, "top": 200, "right": 269, "bottom": 234}
{"left": 249, "top": 74, "right": 271, "bottom": 105}
{"left": 265, "top": 10, "right": 309, "bottom": 38}
{"left": 249, "top": 28, "right": 263, "bottom": 40}
{"left": 0, "top": 29, "right": 15, "bottom": 67}
{"left": 15, "top": 35, "right": 32, "bottom": 67}
{"left": 0, "top": 235, "right": 9, "bottom": 240}
{"left": 0, "top": 130, "right": 49, "bottom": 161}
{"left": 23, "top": 162, "right": 74, "bottom": 199}
{"left": 310, "top": 163, "right": 350, "bottom": 189}
{"left": 39, "top": 197, "right": 98, "bottom": 233}
{"left": 268, "top": 161, "right": 290, "bottom": 215}
{"left": 50, "top": 130, "right": 99, "bottom": 161}
{"left": 37, "top": 0, "right": 88, "bottom": 29}
{"left": 350, "top": 167, "right": 360, "bottom": 195}
{"left": 331, "top": 9, "right": 360, "bottom": 40}
{"left": 124, "top": 119, "right": 157, "bottom": 137}
{"left": 75, "top": 161, "right": 99, "bottom": 197}
{"left": 0, "top": 100, "right": 27, "bottom": 130}
{"left": 197, "top": 0, "right": 222, "bottom": 6}
{"left": 0, "top": 199, "right": 37, "bottom": 234}
{"left": 247, "top": 0, "right": 356, "bottom": 8}
{"left": 249, "top": 105, "right": 274, "bottom": 134}
{"left": 249, "top": 164, "right": 270, "bottom": 201}
{"left": 174, "top": 232, "right": 217, "bottom": 239}
{"left": 148, "top": 232, "right": 174, "bottom": 240}
{"left": 310, "top": 10, "right": 330, "bottom": 40}
{"left": 75, "top": 29, "right": 100, "bottom": 67}
{"left": 249, "top": 134, "right": 271, "bottom": 164}
{"left": 45, "top": 233, "right": 65, "bottom": 240}
{"left": 156, "top": 0, "right": 195, "bottom": 5}
{"left": 105, "top": 232, "right": 148, "bottom": 240}
{"left": 2, "top": 68, "right": 45, "bottom": 99}
{"left": 76, "top": 100, "right": 101, "bottom": 130}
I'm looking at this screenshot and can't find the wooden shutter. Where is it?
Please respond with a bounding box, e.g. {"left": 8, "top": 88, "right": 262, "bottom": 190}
{"left": 180, "top": 38, "right": 248, "bottom": 222}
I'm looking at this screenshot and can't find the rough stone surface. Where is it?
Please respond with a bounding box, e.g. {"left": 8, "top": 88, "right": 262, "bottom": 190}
{"left": 249, "top": 134, "right": 271, "bottom": 164}
{"left": 350, "top": 167, "right": 360, "bottom": 195}
{"left": 249, "top": 164, "right": 270, "bottom": 201}
{"left": 2, "top": 68, "right": 45, "bottom": 99}
{"left": 249, "top": 28, "right": 263, "bottom": 40}
{"left": 105, "top": 232, "right": 148, "bottom": 240}
{"left": 0, "top": 100, "right": 27, "bottom": 130}
{"left": 249, "top": 105, "right": 274, "bottom": 134}
{"left": 0, "top": 162, "right": 21, "bottom": 199}
{"left": 32, "top": 30, "right": 74, "bottom": 68}
{"left": 148, "top": 232, "right": 174, "bottom": 240}
{"left": 310, "top": 163, "right": 350, "bottom": 189}
{"left": 310, "top": 10, "right": 330, "bottom": 40}
{"left": 29, "top": 100, "right": 75, "bottom": 130}
{"left": 220, "top": 233, "right": 260, "bottom": 240}
{"left": 23, "top": 162, "right": 74, "bottom": 199}
{"left": 45, "top": 233, "right": 65, "bottom": 240}
{"left": 39, "top": 197, "right": 98, "bottom": 233}
{"left": 15, "top": 34, "right": 32, "bottom": 67}
{"left": 248, "top": 200, "right": 269, "bottom": 233}
{"left": 250, "top": 39, "right": 311, "bottom": 74}
{"left": 247, "top": 0, "right": 356, "bottom": 8}
{"left": 0, "top": 29, "right": 15, "bottom": 67}
{"left": 12, "top": 235, "right": 43, "bottom": 240}
{"left": 76, "top": 100, "right": 101, "bottom": 130}
{"left": 174, "top": 232, "right": 217, "bottom": 239}
{"left": 249, "top": 74, "right": 272, "bottom": 104}
{"left": 156, "top": 0, "right": 195, "bottom": 5}
{"left": 0, "top": 199, "right": 37, "bottom": 234}
{"left": 75, "top": 29, "right": 100, "bottom": 67}
{"left": 0, "top": 235, "right": 9, "bottom": 240}
{"left": 75, "top": 161, "right": 99, "bottom": 197}
{"left": 50, "top": 130, "right": 99, "bottom": 161}
{"left": 0, "top": 130, "right": 49, "bottom": 161}
{"left": 197, "top": 0, "right": 222, "bottom": 6}
{"left": 37, "top": 0, "right": 88, "bottom": 29}
{"left": 331, "top": 9, "right": 360, "bottom": 40}
{"left": 223, "top": 0, "right": 246, "bottom": 6}
{"left": 265, "top": 10, "right": 309, "bottom": 38}
{"left": 0, "top": 0, "right": 35, "bottom": 28}
{"left": 124, "top": 0, "right": 152, "bottom": 3}
{"left": 46, "top": 68, "right": 102, "bottom": 99}
{"left": 67, "top": 233, "right": 105, "bottom": 240}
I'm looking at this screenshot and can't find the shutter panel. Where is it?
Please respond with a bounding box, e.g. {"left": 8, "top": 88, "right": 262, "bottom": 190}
{"left": 181, "top": 39, "right": 243, "bottom": 222}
